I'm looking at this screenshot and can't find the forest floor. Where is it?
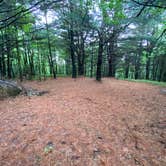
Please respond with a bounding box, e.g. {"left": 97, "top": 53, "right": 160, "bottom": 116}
{"left": 0, "top": 78, "right": 165, "bottom": 166}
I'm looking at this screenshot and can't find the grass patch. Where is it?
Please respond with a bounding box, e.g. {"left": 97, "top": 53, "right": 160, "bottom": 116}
{"left": 123, "top": 79, "right": 166, "bottom": 87}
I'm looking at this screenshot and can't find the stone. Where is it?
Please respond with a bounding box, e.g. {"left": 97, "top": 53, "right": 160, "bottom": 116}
{"left": 0, "top": 80, "right": 22, "bottom": 99}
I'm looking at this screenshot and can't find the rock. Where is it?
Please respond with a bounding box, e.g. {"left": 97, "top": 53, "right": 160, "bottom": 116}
{"left": 71, "top": 155, "right": 80, "bottom": 160}
{"left": 0, "top": 79, "right": 48, "bottom": 99}
{"left": 160, "top": 89, "right": 166, "bottom": 95}
{"left": 0, "top": 80, "right": 22, "bottom": 99}
{"left": 25, "top": 88, "right": 48, "bottom": 97}
{"left": 44, "top": 142, "right": 54, "bottom": 154}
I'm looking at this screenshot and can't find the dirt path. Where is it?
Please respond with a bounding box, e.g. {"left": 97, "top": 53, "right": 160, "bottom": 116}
{"left": 0, "top": 78, "right": 165, "bottom": 166}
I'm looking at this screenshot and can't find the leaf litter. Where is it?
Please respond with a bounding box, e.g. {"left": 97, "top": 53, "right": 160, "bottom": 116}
{"left": 0, "top": 78, "right": 165, "bottom": 166}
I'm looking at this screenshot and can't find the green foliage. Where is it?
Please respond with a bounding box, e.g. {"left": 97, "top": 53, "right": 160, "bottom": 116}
{"left": 0, "top": 0, "right": 165, "bottom": 82}
{"left": 124, "top": 79, "right": 166, "bottom": 87}
{"left": 100, "top": 0, "right": 125, "bottom": 25}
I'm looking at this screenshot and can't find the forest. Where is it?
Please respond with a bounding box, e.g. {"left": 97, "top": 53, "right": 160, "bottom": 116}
{"left": 0, "top": 0, "right": 166, "bottom": 166}
{"left": 0, "top": 0, "right": 166, "bottom": 82}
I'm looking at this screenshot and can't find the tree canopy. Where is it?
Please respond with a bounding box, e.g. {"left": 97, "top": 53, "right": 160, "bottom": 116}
{"left": 0, "top": 0, "right": 166, "bottom": 82}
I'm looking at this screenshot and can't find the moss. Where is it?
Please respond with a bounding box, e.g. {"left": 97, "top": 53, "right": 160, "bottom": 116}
{"left": 0, "top": 86, "right": 21, "bottom": 99}
{"left": 0, "top": 87, "right": 8, "bottom": 99}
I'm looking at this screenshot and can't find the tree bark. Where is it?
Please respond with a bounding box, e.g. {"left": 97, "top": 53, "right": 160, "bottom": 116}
{"left": 5, "top": 28, "right": 12, "bottom": 79}
{"left": 69, "top": 1, "right": 77, "bottom": 78}
{"left": 90, "top": 45, "right": 94, "bottom": 78}
{"left": 107, "top": 28, "right": 119, "bottom": 77}
{"left": 15, "top": 27, "right": 23, "bottom": 82}
{"left": 70, "top": 29, "right": 77, "bottom": 78}
{"left": 96, "top": 35, "right": 104, "bottom": 81}
{"left": 0, "top": 31, "right": 6, "bottom": 78}
{"left": 78, "top": 34, "right": 85, "bottom": 76}
{"left": 146, "top": 56, "right": 150, "bottom": 80}
{"left": 45, "top": 11, "right": 56, "bottom": 79}
{"left": 125, "top": 55, "right": 130, "bottom": 78}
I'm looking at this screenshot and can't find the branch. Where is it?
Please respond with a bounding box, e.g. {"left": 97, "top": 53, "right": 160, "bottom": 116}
{"left": 0, "top": 8, "right": 36, "bottom": 30}
{"left": 157, "top": 28, "right": 166, "bottom": 40}
{"left": 0, "top": 0, "right": 64, "bottom": 30}
{"left": 134, "top": 0, "right": 151, "bottom": 17}
{"left": 0, "top": 0, "right": 45, "bottom": 23}
{"left": 131, "top": 0, "right": 166, "bottom": 9}
{"left": 0, "top": 6, "right": 22, "bottom": 14}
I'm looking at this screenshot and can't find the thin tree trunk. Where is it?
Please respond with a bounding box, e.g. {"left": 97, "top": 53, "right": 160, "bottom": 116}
{"left": 70, "top": 29, "right": 77, "bottom": 78}
{"left": 0, "top": 56, "right": 2, "bottom": 78}
{"left": 15, "top": 27, "right": 23, "bottom": 81}
{"left": 41, "top": 53, "right": 47, "bottom": 80}
{"left": 22, "top": 34, "right": 29, "bottom": 78}
{"left": 154, "top": 58, "right": 159, "bottom": 81}
{"left": 78, "top": 35, "right": 85, "bottom": 76}
{"left": 146, "top": 53, "right": 151, "bottom": 80}
{"left": 96, "top": 35, "right": 103, "bottom": 81}
{"left": 2, "top": 53, "right": 6, "bottom": 77}
{"left": 36, "top": 40, "right": 41, "bottom": 81}
{"left": 45, "top": 11, "right": 56, "bottom": 79}
{"left": 125, "top": 55, "right": 130, "bottom": 78}
{"left": 135, "top": 46, "right": 142, "bottom": 80}
{"left": 69, "top": 1, "right": 77, "bottom": 78}
{"left": 5, "top": 29, "right": 12, "bottom": 79}
{"left": 0, "top": 30, "right": 6, "bottom": 78}
{"left": 90, "top": 45, "right": 94, "bottom": 78}
{"left": 28, "top": 48, "right": 35, "bottom": 79}
{"left": 108, "top": 29, "right": 118, "bottom": 77}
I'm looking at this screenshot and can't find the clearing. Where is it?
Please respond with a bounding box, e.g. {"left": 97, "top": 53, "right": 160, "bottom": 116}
{"left": 0, "top": 78, "right": 165, "bottom": 166}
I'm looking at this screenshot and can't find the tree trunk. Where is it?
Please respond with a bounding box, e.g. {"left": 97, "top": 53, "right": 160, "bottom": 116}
{"left": 45, "top": 11, "right": 56, "bottom": 79}
{"left": 15, "top": 27, "right": 23, "bottom": 82}
{"left": 146, "top": 54, "right": 151, "bottom": 80}
{"left": 158, "top": 56, "right": 166, "bottom": 82}
{"left": 0, "top": 49, "right": 6, "bottom": 78}
{"left": 69, "top": 1, "right": 77, "bottom": 78}
{"left": 108, "top": 55, "right": 116, "bottom": 77}
{"left": 153, "top": 58, "right": 159, "bottom": 81}
{"left": 36, "top": 40, "right": 41, "bottom": 81}
{"left": 135, "top": 55, "right": 140, "bottom": 80}
{"left": 78, "top": 52, "right": 83, "bottom": 75}
{"left": 135, "top": 45, "right": 142, "bottom": 80}
{"left": 6, "top": 43, "right": 12, "bottom": 79}
{"left": 90, "top": 45, "right": 94, "bottom": 78}
{"left": 0, "top": 31, "right": 6, "bottom": 78}
{"left": 65, "top": 57, "right": 71, "bottom": 75}
{"left": 70, "top": 29, "right": 77, "bottom": 78}
{"left": 108, "top": 43, "right": 116, "bottom": 77}
{"left": 29, "top": 50, "right": 35, "bottom": 79}
{"left": 107, "top": 29, "right": 119, "bottom": 77}
{"left": 0, "top": 56, "right": 2, "bottom": 78}
{"left": 22, "top": 34, "right": 29, "bottom": 78}
{"left": 78, "top": 35, "right": 85, "bottom": 76}
{"left": 41, "top": 53, "right": 46, "bottom": 80}
{"left": 5, "top": 28, "right": 12, "bottom": 79}
{"left": 96, "top": 35, "right": 103, "bottom": 81}
{"left": 125, "top": 55, "right": 130, "bottom": 78}
{"left": 135, "top": 64, "right": 139, "bottom": 79}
